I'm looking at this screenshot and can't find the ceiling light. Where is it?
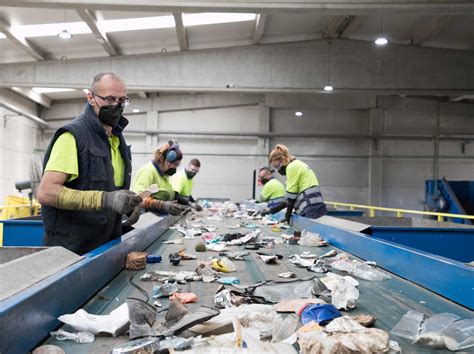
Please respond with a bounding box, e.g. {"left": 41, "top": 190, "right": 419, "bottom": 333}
{"left": 97, "top": 16, "right": 175, "bottom": 33}
{"left": 374, "top": 36, "right": 388, "bottom": 46}
{"left": 294, "top": 111, "right": 303, "bottom": 117}
{"left": 132, "top": 107, "right": 141, "bottom": 113}
{"left": 32, "top": 87, "right": 75, "bottom": 94}
{"left": 11, "top": 22, "right": 90, "bottom": 38}
{"left": 323, "top": 84, "right": 334, "bottom": 92}
{"left": 58, "top": 29, "right": 73, "bottom": 39}
{"left": 183, "top": 13, "right": 256, "bottom": 27}
{"left": 0, "top": 32, "right": 6, "bottom": 39}
{"left": 83, "top": 89, "right": 90, "bottom": 94}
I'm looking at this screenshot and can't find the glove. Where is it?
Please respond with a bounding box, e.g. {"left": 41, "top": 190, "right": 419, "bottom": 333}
{"left": 162, "top": 201, "right": 187, "bottom": 216}
{"left": 190, "top": 202, "right": 203, "bottom": 212}
{"left": 124, "top": 205, "right": 141, "bottom": 226}
{"left": 260, "top": 207, "right": 271, "bottom": 216}
{"left": 102, "top": 190, "right": 142, "bottom": 215}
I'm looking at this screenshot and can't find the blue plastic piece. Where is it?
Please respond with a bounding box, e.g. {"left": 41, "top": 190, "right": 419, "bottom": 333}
{"left": 299, "top": 303, "right": 341, "bottom": 325}
{"left": 147, "top": 255, "right": 162, "bottom": 263}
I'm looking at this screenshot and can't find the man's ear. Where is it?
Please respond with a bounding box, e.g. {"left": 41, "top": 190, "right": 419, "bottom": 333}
{"left": 87, "top": 92, "right": 95, "bottom": 106}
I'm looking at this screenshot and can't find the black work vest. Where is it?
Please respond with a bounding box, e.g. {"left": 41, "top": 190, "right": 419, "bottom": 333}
{"left": 41, "top": 104, "right": 132, "bottom": 255}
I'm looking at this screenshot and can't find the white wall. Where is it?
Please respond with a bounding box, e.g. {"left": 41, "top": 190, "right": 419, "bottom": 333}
{"left": 37, "top": 94, "right": 474, "bottom": 210}
{"left": 0, "top": 90, "right": 42, "bottom": 202}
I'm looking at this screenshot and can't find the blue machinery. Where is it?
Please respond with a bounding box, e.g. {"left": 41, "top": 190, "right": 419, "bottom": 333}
{"left": 425, "top": 178, "right": 474, "bottom": 225}
{"left": 1, "top": 212, "right": 473, "bottom": 353}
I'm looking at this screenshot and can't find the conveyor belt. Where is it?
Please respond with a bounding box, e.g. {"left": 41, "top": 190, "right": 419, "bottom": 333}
{"left": 41, "top": 212, "right": 473, "bottom": 353}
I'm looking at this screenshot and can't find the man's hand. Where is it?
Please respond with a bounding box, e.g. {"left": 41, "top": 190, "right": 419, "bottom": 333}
{"left": 260, "top": 207, "right": 271, "bottom": 216}
{"left": 190, "top": 202, "right": 203, "bottom": 212}
{"left": 124, "top": 205, "right": 141, "bottom": 226}
{"left": 162, "top": 201, "right": 187, "bottom": 215}
{"left": 103, "top": 190, "right": 142, "bottom": 214}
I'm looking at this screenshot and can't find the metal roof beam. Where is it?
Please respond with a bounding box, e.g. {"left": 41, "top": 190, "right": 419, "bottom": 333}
{"left": 2, "top": 1, "right": 473, "bottom": 15}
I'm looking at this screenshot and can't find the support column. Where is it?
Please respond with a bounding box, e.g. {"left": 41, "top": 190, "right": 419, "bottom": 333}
{"left": 368, "top": 108, "right": 383, "bottom": 206}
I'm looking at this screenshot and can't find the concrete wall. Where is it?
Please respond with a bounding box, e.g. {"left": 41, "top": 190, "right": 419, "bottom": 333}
{"left": 0, "top": 90, "right": 42, "bottom": 202}
{"left": 37, "top": 94, "right": 474, "bottom": 212}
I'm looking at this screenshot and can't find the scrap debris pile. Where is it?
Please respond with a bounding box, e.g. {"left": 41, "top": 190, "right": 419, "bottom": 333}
{"left": 44, "top": 201, "right": 474, "bottom": 353}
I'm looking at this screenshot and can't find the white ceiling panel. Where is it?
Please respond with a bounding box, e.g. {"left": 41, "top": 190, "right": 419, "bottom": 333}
{"left": 187, "top": 21, "right": 254, "bottom": 50}
{"left": 107, "top": 28, "right": 179, "bottom": 55}
{"left": 0, "top": 7, "right": 82, "bottom": 26}
{"left": 28, "top": 33, "right": 108, "bottom": 60}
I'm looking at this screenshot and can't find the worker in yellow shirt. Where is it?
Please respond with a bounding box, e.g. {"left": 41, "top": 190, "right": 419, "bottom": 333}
{"left": 257, "top": 167, "right": 286, "bottom": 216}
{"left": 268, "top": 144, "right": 328, "bottom": 222}
{"left": 171, "top": 159, "right": 203, "bottom": 211}
{"left": 132, "top": 140, "right": 187, "bottom": 215}
{"left": 38, "top": 72, "right": 142, "bottom": 255}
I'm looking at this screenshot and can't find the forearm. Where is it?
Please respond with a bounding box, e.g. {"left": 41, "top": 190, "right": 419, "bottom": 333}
{"left": 269, "top": 201, "right": 287, "bottom": 214}
{"left": 285, "top": 198, "right": 296, "bottom": 219}
{"left": 142, "top": 197, "right": 165, "bottom": 211}
{"left": 57, "top": 187, "right": 103, "bottom": 211}
{"left": 175, "top": 193, "right": 190, "bottom": 205}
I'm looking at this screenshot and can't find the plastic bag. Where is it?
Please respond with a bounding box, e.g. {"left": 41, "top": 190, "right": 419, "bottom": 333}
{"left": 390, "top": 310, "right": 425, "bottom": 341}
{"left": 442, "top": 318, "right": 474, "bottom": 351}
{"left": 416, "top": 312, "right": 460, "bottom": 347}
{"left": 299, "top": 230, "right": 323, "bottom": 247}
{"left": 152, "top": 283, "right": 179, "bottom": 298}
{"left": 272, "top": 315, "right": 299, "bottom": 343}
{"left": 50, "top": 329, "right": 95, "bottom": 343}
{"left": 321, "top": 273, "right": 359, "bottom": 310}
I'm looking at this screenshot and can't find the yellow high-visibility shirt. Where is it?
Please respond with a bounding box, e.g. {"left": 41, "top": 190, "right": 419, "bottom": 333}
{"left": 45, "top": 132, "right": 125, "bottom": 187}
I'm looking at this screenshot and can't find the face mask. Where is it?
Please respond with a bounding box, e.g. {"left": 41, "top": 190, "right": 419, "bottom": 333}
{"left": 165, "top": 168, "right": 177, "bottom": 176}
{"left": 260, "top": 177, "right": 270, "bottom": 185}
{"left": 98, "top": 104, "right": 124, "bottom": 128}
{"left": 278, "top": 165, "right": 287, "bottom": 176}
{"left": 185, "top": 169, "right": 197, "bottom": 179}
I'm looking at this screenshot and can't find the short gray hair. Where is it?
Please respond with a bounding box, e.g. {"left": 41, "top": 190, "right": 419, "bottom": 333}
{"left": 90, "top": 72, "right": 123, "bottom": 93}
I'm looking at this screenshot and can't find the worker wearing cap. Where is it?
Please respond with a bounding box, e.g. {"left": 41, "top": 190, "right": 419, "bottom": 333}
{"left": 268, "top": 144, "right": 328, "bottom": 222}
{"left": 38, "top": 72, "right": 142, "bottom": 255}
{"left": 170, "top": 158, "right": 203, "bottom": 211}
{"left": 257, "top": 167, "right": 286, "bottom": 215}
{"left": 133, "top": 140, "right": 187, "bottom": 215}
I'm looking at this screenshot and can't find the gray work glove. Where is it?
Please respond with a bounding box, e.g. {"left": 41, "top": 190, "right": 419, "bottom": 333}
{"left": 190, "top": 202, "right": 203, "bottom": 212}
{"left": 124, "top": 205, "right": 142, "bottom": 226}
{"left": 163, "top": 201, "right": 187, "bottom": 216}
{"left": 102, "top": 190, "right": 142, "bottom": 215}
{"left": 260, "top": 207, "right": 271, "bottom": 216}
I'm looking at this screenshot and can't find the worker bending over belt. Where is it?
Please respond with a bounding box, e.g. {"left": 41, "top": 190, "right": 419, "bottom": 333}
{"left": 38, "top": 72, "right": 142, "bottom": 255}
{"left": 133, "top": 140, "right": 187, "bottom": 216}
{"left": 257, "top": 167, "right": 286, "bottom": 216}
{"left": 171, "top": 158, "right": 203, "bottom": 211}
{"left": 268, "top": 144, "right": 328, "bottom": 222}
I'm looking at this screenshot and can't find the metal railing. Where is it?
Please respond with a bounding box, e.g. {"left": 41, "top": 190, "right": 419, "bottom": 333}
{"left": 326, "top": 201, "right": 474, "bottom": 222}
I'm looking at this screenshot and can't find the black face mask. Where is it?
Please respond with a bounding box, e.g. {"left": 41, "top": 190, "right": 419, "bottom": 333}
{"left": 165, "top": 168, "right": 177, "bottom": 176}
{"left": 185, "top": 169, "right": 197, "bottom": 179}
{"left": 260, "top": 177, "right": 270, "bottom": 185}
{"left": 278, "top": 165, "right": 287, "bottom": 176}
{"left": 98, "top": 104, "right": 124, "bottom": 128}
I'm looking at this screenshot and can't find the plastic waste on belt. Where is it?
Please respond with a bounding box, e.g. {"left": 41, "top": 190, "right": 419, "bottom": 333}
{"left": 298, "top": 303, "right": 342, "bottom": 325}
{"left": 152, "top": 283, "right": 179, "bottom": 298}
{"left": 50, "top": 329, "right": 95, "bottom": 344}
{"left": 253, "top": 280, "right": 320, "bottom": 304}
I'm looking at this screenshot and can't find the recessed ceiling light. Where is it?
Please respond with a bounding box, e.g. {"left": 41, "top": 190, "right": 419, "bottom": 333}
{"left": 374, "top": 36, "right": 388, "bottom": 46}
{"left": 294, "top": 111, "right": 303, "bottom": 117}
{"left": 10, "top": 22, "right": 89, "bottom": 38}
{"left": 323, "top": 84, "right": 334, "bottom": 92}
{"left": 132, "top": 107, "right": 141, "bottom": 113}
{"left": 83, "top": 89, "right": 90, "bottom": 94}
{"left": 32, "top": 87, "right": 75, "bottom": 94}
{"left": 0, "top": 32, "right": 6, "bottom": 39}
{"left": 58, "top": 29, "right": 73, "bottom": 39}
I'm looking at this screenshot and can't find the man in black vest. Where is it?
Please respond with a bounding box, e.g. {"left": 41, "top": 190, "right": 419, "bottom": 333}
{"left": 38, "top": 72, "right": 142, "bottom": 255}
